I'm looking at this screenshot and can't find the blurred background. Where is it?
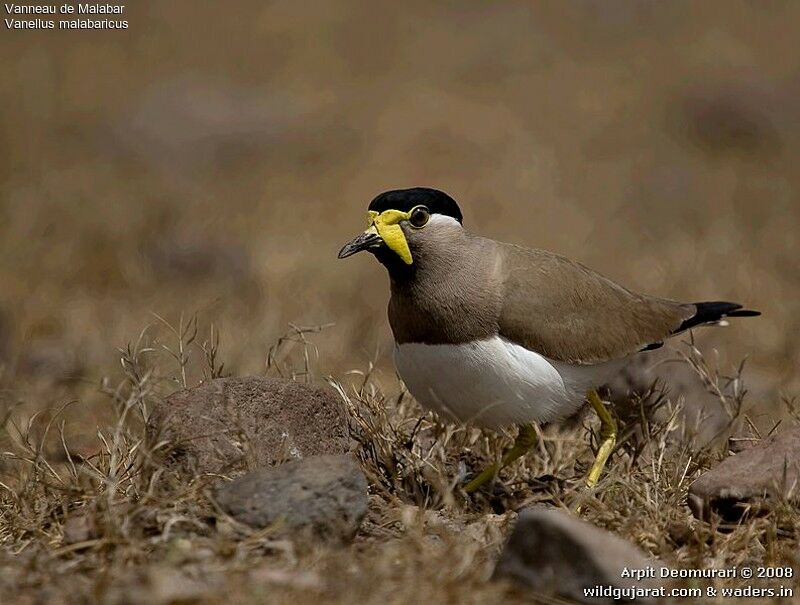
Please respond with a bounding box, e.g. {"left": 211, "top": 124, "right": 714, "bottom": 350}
{"left": 1, "top": 1, "right": 798, "bottom": 435}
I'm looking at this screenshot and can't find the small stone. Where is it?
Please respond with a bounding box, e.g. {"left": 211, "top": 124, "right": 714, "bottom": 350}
{"left": 603, "top": 349, "right": 768, "bottom": 445}
{"left": 214, "top": 455, "right": 368, "bottom": 542}
{"left": 494, "top": 508, "right": 659, "bottom": 604}
{"left": 688, "top": 426, "right": 800, "bottom": 521}
{"left": 605, "top": 349, "right": 715, "bottom": 408}
{"left": 147, "top": 376, "right": 350, "bottom": 475}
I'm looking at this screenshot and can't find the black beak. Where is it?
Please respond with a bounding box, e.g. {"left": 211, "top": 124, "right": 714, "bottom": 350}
{"left": 338, "top": 231, "right": 383, "bottom": 259}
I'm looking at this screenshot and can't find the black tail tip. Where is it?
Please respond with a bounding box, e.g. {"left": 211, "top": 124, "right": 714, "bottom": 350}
{"left": 726, "top": 309, "right": 761, "bottom": 318}
{"left": 677, "top": 301, "right": 760, "bottom": 332}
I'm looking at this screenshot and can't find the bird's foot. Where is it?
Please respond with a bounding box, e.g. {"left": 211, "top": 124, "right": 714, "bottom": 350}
{"left": 585, "top": 389, "right": 617, "bottom": 488}
{"left": 462, "top": 424, "right": 537, "bottom": 494}
{"left": 463, "top": 463, "right": 499, "bottom": 493}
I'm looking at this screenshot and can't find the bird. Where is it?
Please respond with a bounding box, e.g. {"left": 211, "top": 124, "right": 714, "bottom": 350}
{"left": 338, "top": 187, "right": 759, "bottom": 493}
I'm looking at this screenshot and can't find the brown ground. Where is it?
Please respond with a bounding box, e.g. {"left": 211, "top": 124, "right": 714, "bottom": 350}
{"left": 1, "top": 2, "right": 799, "bottom": 603}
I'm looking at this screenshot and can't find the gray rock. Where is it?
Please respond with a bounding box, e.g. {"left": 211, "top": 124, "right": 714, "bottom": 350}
{"left": 148, "top": 376, "right": 350, "bottom": 475}
{"left": 214, "top": 455, "right": 367, "bottom": 541}
{"left": 494, "top": 508, "right": 658, "bottom": 604}
{"left": 688, "top": 425, "right": 800, "bottom": 521}
{"left": 604, "top": 349, "right": 734, "bottom": 444}
{"left": 727, "top": 434, "right": 760, "bottom": 454}
{"left": 605, "top": 349, "right": 696, "bottom": 404}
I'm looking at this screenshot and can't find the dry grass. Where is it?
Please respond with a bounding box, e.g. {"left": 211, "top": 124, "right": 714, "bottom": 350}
{"left": 1, "top": 319, "right": 798, "bottom": 604}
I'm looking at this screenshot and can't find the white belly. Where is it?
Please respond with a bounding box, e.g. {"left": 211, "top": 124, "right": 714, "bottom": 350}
{"left": 394, "top": 336, "right": 625, "bottom": 429}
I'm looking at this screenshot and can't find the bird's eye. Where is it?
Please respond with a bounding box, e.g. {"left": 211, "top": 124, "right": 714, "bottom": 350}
{"left": 409, "top": 206, "right": 430, "bottom": 228}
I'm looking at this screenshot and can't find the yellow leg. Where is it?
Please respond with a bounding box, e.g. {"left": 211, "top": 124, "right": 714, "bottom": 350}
{"left": 585, "top": 389, "right": 617, "bottom": 488}
{"left": 463, "top": 424, "right": 537, "bottom": 493}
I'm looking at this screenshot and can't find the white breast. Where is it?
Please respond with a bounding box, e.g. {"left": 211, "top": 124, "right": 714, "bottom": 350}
{"left": 394, "top": 336, "right": 625, "bottom": 429}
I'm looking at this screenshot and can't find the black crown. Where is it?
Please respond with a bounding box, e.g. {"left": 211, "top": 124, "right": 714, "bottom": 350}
{"left": 368, "top": 187, "right": 463, "bottom": 223}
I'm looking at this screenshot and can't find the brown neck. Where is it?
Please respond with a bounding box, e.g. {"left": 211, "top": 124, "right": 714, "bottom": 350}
{"left": 387, "top": 234, "right": 503, "bottom": 345}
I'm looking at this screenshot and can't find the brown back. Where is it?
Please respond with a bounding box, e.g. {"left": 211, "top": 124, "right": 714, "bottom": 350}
{"left": 496, "top": 243, "right": 694, "bottom": 364}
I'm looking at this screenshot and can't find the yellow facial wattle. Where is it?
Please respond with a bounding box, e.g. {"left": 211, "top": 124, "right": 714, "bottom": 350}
{"left": 367, "top": 209, "right": 413, "bottom": 265}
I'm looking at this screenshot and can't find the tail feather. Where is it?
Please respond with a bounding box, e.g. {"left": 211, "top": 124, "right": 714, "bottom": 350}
{"left": 675, "top": 301, "right": 760, "bottom": 334}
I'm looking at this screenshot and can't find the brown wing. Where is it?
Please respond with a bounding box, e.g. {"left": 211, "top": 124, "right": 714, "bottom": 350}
{"left": 496, "top": 243, "right": 694, "bottom": 364}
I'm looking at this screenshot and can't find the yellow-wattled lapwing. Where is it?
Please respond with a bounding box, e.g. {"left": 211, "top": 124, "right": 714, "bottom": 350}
{"left": 338, "top": 187, "right": 759, "bottom": 492}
